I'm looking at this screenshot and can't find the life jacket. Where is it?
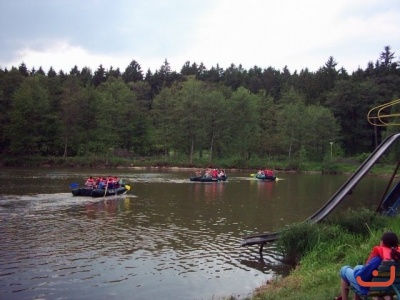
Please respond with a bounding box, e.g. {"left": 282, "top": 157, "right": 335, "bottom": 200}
{"left": 85, "top": 178, "right": 95, "bottom": 188}
{"left": 366, "top": 245, "right": 400, "bottom": 263}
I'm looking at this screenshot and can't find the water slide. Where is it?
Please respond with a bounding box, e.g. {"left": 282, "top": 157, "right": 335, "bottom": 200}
{"left": 381, "top": 180, "right": 400, "bottom": 216}
{"left": 241, "top": 132, "right": 400, "bottom": 248}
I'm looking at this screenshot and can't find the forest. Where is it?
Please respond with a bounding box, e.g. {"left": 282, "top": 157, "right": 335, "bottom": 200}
{"left": 1, "top": 46, "right": 400, "bottom": 168}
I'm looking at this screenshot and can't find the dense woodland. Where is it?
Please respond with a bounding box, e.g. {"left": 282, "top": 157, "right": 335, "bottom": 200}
{"left": 1, "top": 46, "right": 400, "bottom": 167}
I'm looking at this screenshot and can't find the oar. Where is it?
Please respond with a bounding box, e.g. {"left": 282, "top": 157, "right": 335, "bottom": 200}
{"left": 70, "top": 183, "right": 79, "bottom": 189}
{"left": 275, "top": 177, "right": 285, "bottom": 181}
{"left": 250, "top": 174, "right": 256, "bottom": 177}
{"left": 125, "top": 184, "right": 131, "bottom": 191}
{"left": 104, "top": 182, "right": 108, "bottom": 197}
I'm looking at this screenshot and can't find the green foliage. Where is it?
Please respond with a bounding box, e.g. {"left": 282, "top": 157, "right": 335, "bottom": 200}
{"left": 6, "top": 76, "right": 53, "bottom": 155}
{"left": 277, "top": 222, "right": 321, "bottom": 264}
{"left": 321, "top": 150, "right": 341, "bottom": 173}
{"left": 1, "top": 46, "right": 400, "bottom": 164}
{"left": 217, "top": 155, "right": 248, "bottom": 168}
{"left": 355, "top": 152, "right": 372, "bottom": 163}
{"left": 324, "top": 207, "right": 386, "bottom": 236}
{"left": 277, "top": 208, "right": 386, "bottom": 265}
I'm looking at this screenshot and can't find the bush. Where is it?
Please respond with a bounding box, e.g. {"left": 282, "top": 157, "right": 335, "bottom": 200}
{"left": 324, "top": 207, "right": 386, "bottom": 236}
{"left": 276, "top": 208, "right": 386, "bottom": 265}
{"left": 277, "top": 222, "right": 325, "bottom": 265}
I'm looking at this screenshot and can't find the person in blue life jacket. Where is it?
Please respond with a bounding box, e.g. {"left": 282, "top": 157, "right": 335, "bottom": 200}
{"left": 336, "top": 231, "right": 400, "bottom": 300}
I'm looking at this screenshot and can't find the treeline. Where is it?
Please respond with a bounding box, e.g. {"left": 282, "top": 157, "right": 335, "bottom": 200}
{"left": 1, "top": 46, "right": 400, "bottom": 167}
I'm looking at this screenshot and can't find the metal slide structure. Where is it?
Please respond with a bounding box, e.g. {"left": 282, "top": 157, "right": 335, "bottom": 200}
{"left": 241, "top": 132, "right": 400, "bottom": 249}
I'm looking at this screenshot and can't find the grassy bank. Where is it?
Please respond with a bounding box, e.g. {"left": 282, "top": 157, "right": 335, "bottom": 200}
{"left": 250, "top": 209, "right": 400, "bottom": 300}
{"left": 0, "top": 154, "right": 396, "bottom": 176}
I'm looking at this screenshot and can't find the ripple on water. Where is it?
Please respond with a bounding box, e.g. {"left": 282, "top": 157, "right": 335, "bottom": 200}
{"left": 0, "top": 193, "right": 289, "bottom": 300}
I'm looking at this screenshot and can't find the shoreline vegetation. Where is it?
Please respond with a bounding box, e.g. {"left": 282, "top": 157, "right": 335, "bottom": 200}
{"left": 0, "top": 154, "right": 397, "bottom": 177}
{"left": 245, "top": 210, "right": 400, "bottom": 300}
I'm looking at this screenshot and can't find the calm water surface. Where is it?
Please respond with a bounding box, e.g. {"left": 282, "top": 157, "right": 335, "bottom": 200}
{"left": 0, "top": 168, "right": 390, "bottom": 300}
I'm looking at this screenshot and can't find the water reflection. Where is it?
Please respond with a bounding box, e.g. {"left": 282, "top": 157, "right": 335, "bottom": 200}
{"left": 192, "top": 181, "right": 227, "bottom": 202}
{"left": 83, "top": 197, "right": 132, "bottom": 218}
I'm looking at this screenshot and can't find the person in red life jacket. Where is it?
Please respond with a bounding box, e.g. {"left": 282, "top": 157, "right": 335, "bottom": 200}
{"left": 266, "top": 169, "right": 274, "bottom": 177}
{"left": 336, "top": 231, "right": 400, "bottom": 300}
{"left": 84, "top": 176, "right": 95, "bottom": 189}
{"left": 212, "top": 169, "right": 218, "bottom": 178}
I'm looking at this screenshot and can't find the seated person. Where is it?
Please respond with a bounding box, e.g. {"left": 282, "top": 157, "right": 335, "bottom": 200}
{"left": 84, "top": 176, "right": 95, "bottom": 189}
{"left": 336, "top": 231, "right": 400, "bottom": 300}
{"left": 98, "top": 177, "right": 107, "bottom": 189}
{"left": 107, "top": 176, "right": 116, "bottom": 189}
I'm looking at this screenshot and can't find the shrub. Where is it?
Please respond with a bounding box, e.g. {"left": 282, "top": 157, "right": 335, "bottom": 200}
{"left": 277, "top": 222, "right": 321, "bottom": 265}
{"left": 276, "top": 208, "right": 385, "bottom": 265}
{"left": 324, "top": 207, "right": 386, "bottom": 236}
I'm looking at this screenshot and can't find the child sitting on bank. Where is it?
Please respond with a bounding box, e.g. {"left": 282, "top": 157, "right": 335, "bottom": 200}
{"left": 336, "top": 231, "right": 400, "bottom": 300}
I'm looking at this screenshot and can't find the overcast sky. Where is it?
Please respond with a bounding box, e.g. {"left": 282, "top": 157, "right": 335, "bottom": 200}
{"left": 1, "top": 0, "right": 400, "bottom": 74}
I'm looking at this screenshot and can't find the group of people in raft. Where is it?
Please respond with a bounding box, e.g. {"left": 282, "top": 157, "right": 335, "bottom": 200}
{"left": 84, "top": 176, "right": 123, "bottom": 190}
{"left": 335, "top": 231, "right": 400, "bottom": 300}
{"left": 195, "top": 168, "right": 226, "bottom": 179}
{"left": 256, "top": 169, "right": 275, "bottom": 177}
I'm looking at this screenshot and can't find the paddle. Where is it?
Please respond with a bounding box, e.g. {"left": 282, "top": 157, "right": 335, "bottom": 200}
{"left": 250, "top": 174, "right": 256, "bottom": 177}
{"left": 104, "top": 182, "right": 108, "bottom": 197}
{"left": 125, "top": 184, "right": 131, "bottom": 191}
{"left": 70, "top": 183, "right": 79, "bottom": 189}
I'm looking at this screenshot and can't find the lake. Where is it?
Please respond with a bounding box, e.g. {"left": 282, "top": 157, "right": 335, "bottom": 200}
{"left": 0, "top": 167, "right": 391, "bottom": 300}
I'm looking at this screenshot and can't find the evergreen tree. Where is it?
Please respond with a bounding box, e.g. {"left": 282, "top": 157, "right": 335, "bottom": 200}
{"left": 47, "top": 67, "right": 57, "bottom": 78}
{"left": 36, "top": 67, "right": 46, "bottom": 76}
{"left": 122, "top": 60, "right": 143, "bottom": 83}
{"left": 18, "top": 62, "right": 29, "bottom": 77}
{"left": 80, "top": 67, "right": 93, "bottom": 87}
{"left": 70, "top": 65, "right": 80, "bottom": 76}
{"left": 379, "top": 45, "right": 396, "bottom": 69}
{"left": 93, "top": 64, "right": 107, "bottom": 87}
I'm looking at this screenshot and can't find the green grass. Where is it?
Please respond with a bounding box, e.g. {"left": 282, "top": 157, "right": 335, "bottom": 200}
{"left": 250, "top": 210, "right": 400, "bottom": 300}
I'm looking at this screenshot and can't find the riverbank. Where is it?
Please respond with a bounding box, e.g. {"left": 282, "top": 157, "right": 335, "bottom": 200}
{"left": 1, "top": 153, "right": 394, "bottom": 175}
{"left": 0, "top": 154, "right": 316, "bottom": 171}
{"left": 248, "top": 210, "right": 400, "bottom": 300}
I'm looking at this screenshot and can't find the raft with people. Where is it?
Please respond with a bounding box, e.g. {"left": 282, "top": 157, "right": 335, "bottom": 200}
{"left": 253, "top": 169, "right": 277, "bottom": 181}
{"left": 70, "top": 176, "right": 131, "bottom": 197}
{"left": 189, "top": 168, "right": 227, "bottom": 182}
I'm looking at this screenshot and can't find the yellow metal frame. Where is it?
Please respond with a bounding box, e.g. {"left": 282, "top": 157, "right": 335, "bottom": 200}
{"left": 368, "top": 99, "right": 400, "bottom": 126}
